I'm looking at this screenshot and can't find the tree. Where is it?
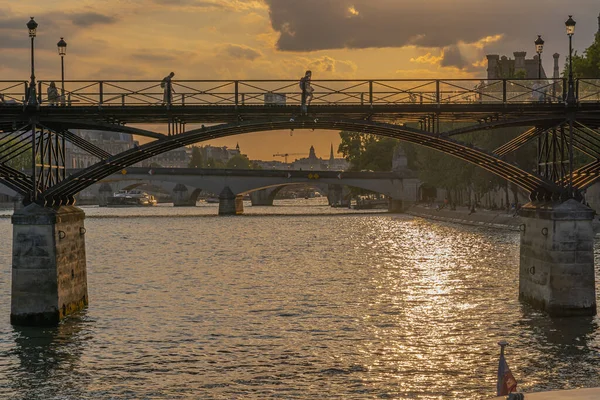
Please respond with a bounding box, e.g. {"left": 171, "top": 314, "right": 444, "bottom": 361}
{"left": 338, "top": 131, "right": 397, "bottom": 171}
{"left": 188, "top": 146, "right": 203, "bottom": 168}
{"left": 205, "top": 157, "right": 225, "bottom": 169}
{"left": 226, "top": 154, "right": 252, "bottom": 169}
{"left": 0, "top": 138, "right": 31, "bottom": 171}
{"left": 568, "top": 31, "right": 600, "bottom": 78}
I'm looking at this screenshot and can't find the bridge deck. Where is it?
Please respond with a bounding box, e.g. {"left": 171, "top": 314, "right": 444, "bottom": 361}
{"left": 2, "top": 103, "right": 600, "bottom": 126}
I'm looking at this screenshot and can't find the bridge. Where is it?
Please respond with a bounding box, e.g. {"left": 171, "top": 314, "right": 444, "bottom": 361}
{"left": 91, "top": 167, "right": 418, "bottom": 212}
{"left": 2, "top": 77, "right": 600, "bottom": 325}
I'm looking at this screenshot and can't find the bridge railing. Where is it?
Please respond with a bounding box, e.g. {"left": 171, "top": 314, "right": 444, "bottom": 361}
{"left": 578, "top": 79, "right": 600, "bottom": 103}
{"left": 0, "top": 79, "right": 597, "bottom": 107}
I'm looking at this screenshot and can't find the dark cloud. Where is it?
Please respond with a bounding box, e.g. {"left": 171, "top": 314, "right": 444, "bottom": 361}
{"left": 440, "top": 46, "right": 467, "bottom": 69}
{"left": 70, "top": 12, "right": 117, "bottom": 27}
{"left": 218, "top": 44, "right": 262, "bottom": 60}
{"left": 264, "top": 0, "right": 600, "bottom": 53}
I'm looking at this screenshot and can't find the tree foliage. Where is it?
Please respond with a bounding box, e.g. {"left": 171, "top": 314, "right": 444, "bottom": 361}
{"left": 0, "top": 138, "right": 31, "bottom": 171}
{"left": 568, "top": 31, "right": 600, "bottom": 78}
{"left": 337, "top": 131, "right": 398, "bottom": 171}
{"left": 188, "top": 146, "right": 203, "bottom": 168}
{"left": 226, "top": 154, "right": 252, "bottom": 169}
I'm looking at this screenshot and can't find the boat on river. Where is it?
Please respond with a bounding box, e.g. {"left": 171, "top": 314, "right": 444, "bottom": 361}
{"left": 106, "top": 189, "right": 157, "bottom": 207}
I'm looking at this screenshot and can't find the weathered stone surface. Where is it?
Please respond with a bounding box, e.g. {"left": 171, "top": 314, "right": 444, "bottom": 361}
{"left": 11, "top": 204, "right": 88, "bottom": 326}
{"left": 519, "top": 201, "right": 596, "bottom": 317}
{"left": 172, "top": 183, "right": 197, "bottom": 206}
{"left": 388, "top": 198, "right": 403, "bottom": 213}
{"left": 218, "top": 186, "right": 243, "bottom": 215}
{"left": 97, "top": 183, "right": 113, "bottom": 207}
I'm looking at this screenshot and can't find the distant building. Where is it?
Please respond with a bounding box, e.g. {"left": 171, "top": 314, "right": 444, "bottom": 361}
{"left": 486, "top": 51, "right": 558, "bottom": 79}
{"left": 327, "top": 143, "right": 349, "bottom": 171}
{"left": 290, "top": 145, "right": 348, "bottom": 171}
{"left": 186, "top": 143, "right": 243, "bottom": 167}
{"left": 253, "top": 160, "right": 287, "bottom": 169}
{"left": 67, "top": 130, "right": 136, "bottom": 169}
{"left": 143, "top": 147, "right": 190, "bottom": 168}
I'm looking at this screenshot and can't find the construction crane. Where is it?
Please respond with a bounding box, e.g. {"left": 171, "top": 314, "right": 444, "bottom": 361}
{"left": 273, "top": 153, "right": 305, "bottom": 164}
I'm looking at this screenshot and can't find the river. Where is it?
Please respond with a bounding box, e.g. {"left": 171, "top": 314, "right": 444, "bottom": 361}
{"left": 0, "top": 199, "right": 599, "bottom": 399}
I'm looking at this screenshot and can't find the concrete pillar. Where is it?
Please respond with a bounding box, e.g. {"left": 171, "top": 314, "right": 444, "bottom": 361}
{"left": 250, "top": 189, "right": 274, "bottom": 206}
{"left": 328, "top": 184, "right": 343, "bottom": 206}
{"left": 519, "top": 200, "right": 596, "bottom": 317}
{"left": 218, "top": 186, "right": 243, "bottom": 215}
{"left": 97, "top": 183, "right": 113, "bottom": 207}
{"left": 13, "top": 195, "right": 24, "bottom": 212}
{"left": 172, "top": 183, "right": 196, "bottom": 206}
{"left": 11, "top": 204, "right": 88, "bottom": 326}
{"left": 388, "top": 198, "right": 403, "bottom": 213}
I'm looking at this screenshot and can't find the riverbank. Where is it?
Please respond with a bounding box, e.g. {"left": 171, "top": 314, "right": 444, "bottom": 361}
{"left": 406, "top": 204, "right": 521, "bottom": 230}
{"left": 406, "top": 203, "right": 600, "bottom": 235}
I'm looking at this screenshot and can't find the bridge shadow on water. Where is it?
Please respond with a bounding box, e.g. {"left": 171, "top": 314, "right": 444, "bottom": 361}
{"left": 6, "top": 312, "right": 91, "bottom": 399}
{"left": 515, "top": 303, "right": 600, "bottom": 392}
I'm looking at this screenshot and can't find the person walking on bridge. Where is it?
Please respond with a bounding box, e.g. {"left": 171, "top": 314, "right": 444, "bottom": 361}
{"left": 161, "top": 72, "right": 175, "bottom": 105}
{"left": 299, "top": 70, "right": 314, "bottom": 108}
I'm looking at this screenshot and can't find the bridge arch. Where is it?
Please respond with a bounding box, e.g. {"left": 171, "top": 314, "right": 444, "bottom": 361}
{"left": 42, "top": 117, "right": 561, "bottom": 204}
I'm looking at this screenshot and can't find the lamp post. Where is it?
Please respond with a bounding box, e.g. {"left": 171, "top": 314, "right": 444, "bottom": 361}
{"left": 57, "top": 37, "right": 67, "bottom": 106}
{"left": 565, "top": 15, "right": 576, "bottom": 105}
{"left": 26, "top": 17, "right": 38, "bottom": 105}
{"left": 534, "top": 35, "right": 544, "bottom": 79}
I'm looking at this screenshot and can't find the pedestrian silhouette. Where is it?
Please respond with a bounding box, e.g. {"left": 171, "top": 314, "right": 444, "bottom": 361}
{"left": 47, "top": 82, "right": 59, "bottom": 106}
{"left": 299, "top": 70, "right": 314, "bottom": 106}
{"left": 161, "top": 72, "right": 175, "bottom": 105}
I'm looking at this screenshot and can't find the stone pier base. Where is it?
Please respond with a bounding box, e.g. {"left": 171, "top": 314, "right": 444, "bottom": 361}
{"left": 519, "top": 200, "right": 596, "bottom": 317}
{"left": 11, "top": 204, "right": 89, "bottom": 326}
{"left": 97, "top": 183, "right": 113, "bottom": 207}
{"left": 388, "top": 198, "right": 403, "bottom": 213}
{"left": 172, "top": 183, "right": 197, "bottom": 206}
{"left": 219, "top": 186, "right": 244, "bottom": 215}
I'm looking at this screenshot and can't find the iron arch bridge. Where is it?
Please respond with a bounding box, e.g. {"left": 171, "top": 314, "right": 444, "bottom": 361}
{"left": 0, "top": 78, "right": 599, "bottom": 205}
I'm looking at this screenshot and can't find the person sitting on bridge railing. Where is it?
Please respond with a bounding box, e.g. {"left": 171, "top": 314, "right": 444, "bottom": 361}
{"left": 161, "top": 72, "right": 175, "bottom": 105}
{"left": 299, "top": 70, "right": 314, "bottom": 106}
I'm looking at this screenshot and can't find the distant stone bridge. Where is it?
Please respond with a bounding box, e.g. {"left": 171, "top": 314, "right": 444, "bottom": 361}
{"left": 94, "top": 167, "right": 419, "bottom": 213}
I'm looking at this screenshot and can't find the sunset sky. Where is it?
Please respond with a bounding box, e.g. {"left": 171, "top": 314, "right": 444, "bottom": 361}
{"left": 2, "top": 1, "right": 599, "bottom": 161}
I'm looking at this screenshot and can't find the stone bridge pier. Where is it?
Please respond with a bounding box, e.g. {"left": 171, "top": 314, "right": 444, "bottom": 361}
{"left": 172, "top": 184, "right": 200, "bottom": 207}
{"left": 98, "top": 183, "right": 113, "bottom": 206}
{"left": 11, "top": 204, "right": 89, "bottom": 326}
{"left": 219, "top": 186, "right": 244, "bottom": 215}
{"left": 519, "top": 200, "right": 596, "bottom": 317}
{"left": 327, "top": 184, "right": 350, "bottom": 207}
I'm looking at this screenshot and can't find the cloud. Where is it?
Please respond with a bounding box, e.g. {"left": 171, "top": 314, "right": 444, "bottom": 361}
{"left": 307, "top": 56, "right": 357, "bottom": 74}
{"left": 217, "top": 44, "right": 263, "bottom": 60}
{"left": 410, "top": 53, "right": 443, "bottom": 65}
{"left": 263, "top": 0, "right": 598, "bottom": 53}
{"left": 150, "top": 0, "right": 266, "bottom": 11}
{"left": 440, "top": 46, "right": 467, "bottom": 69}
{"left": 70, "top": 12, "right": 118, "bottom": 27}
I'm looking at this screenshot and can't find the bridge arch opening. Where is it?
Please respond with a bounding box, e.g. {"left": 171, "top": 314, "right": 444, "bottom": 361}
{"left": 40, "top": 118, "right": 562, "bottom": 203}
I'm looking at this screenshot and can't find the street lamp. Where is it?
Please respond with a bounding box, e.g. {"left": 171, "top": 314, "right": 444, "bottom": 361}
{"left": 57, "top": 37, "right": 67, "bottom": 106}
{"left": 26, "top": 17, "right": 38, "bottom": 105}
{"left": 534, "top": 35, "right": 544, "bottom": 79}
{"left": 565, "top": 15, "right": 576, "bottom": 104}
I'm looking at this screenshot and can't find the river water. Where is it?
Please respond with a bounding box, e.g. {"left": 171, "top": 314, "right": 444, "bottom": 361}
{"left": 0, "top": 199, "right": 599, "bottom": 399}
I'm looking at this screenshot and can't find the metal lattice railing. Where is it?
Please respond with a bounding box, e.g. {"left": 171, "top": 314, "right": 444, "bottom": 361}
{"left": 0, "top": 78, "right": 598, "bottom": 107}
